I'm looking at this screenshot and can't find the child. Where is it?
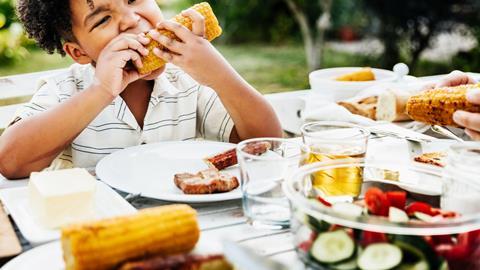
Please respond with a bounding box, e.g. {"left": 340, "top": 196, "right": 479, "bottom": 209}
{"left": 426, "top": 70, "right": 480, "bottom": 140}
{"left": 0, "top": 0, "right": 282, "bottom": 179}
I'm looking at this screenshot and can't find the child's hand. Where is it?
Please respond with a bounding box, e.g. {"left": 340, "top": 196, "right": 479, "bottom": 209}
{"left": 148, "top": 9, "right": 233, "bottom": 88}
{"left": 454, "top": 89, "right": 480, "bottom": 140}
{"left": 94, "top": 33, "right": 151, "bottom": 98}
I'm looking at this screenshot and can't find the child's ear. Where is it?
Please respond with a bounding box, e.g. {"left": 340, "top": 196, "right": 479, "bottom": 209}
{"left": 63, "top": 42, "right": 92, "bottom": 65}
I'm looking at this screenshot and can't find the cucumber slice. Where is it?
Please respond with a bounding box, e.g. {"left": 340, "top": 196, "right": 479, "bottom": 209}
{"left": 332, "top": 202, "right": 364, "bottom": 218}
{"left": 306, "top": 199, "right": 331, "bottom": 232}
{"left": 394, "top": 241, "right": 424, "bottom": 264}
{"left": 307, "top": 215, "right": 330, "bottom": 232}
{"left": 310, "top": 230, "right": 355, "bottom": 263}
{"left": 357, "top": 243, "right": 402, "bottom": 270}
{"left": 393, "top": 235, "right": 443, "bottom": 270}
{"left": 388, "top": 207, "right": 409, "bottom": 223}
{"left": 414, "top": 212, "right": 434, "bottom": 222}
{"left": 332, "top": 256, "right": 358, "bottom": 270}
{"left": 397, "top": 260, "right": 429, "bottom": 270}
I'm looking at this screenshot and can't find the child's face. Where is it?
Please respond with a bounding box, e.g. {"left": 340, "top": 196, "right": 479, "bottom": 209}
{"left": 65, "top": 0, "right": 164, "bottom": 78}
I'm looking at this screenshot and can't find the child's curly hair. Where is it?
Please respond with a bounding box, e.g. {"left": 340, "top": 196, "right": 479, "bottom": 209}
{"left": 17, "top": 0, "right": 74, "bottom": 56}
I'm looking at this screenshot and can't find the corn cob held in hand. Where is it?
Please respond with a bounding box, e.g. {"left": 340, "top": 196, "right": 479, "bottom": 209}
{"left": 139, "top": 2, "right": 222, "bottom": 74}
{"left": 406, "top": 84, "right": 480, "bottom": 126}
{"left": 61, "top": 204, "right": 200, "bottom": 270}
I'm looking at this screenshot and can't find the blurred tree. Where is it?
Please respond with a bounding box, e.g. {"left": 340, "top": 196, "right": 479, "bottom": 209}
{"left": 284, "top": 0, "right": 333, "bottom": 71}
{"left": 0, "top": 0, "right": 15, "bottom": 29}
{"left": 0, "top": 0, "right": 29, "bottom": 64}
{"left": 184, "top": 0, "right": 372, "bottom": 71}
{"left": 363, "top": 0, "right": 477, "bottom": 72}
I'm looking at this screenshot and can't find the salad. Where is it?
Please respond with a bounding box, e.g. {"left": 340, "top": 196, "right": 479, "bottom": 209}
{"left": 296, "top": 187, "right": 480, "bottom": 270}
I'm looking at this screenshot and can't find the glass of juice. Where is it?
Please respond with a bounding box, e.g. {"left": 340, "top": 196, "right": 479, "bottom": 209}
{"left": 301, "top": 121, "right": 369, "bottom": 197}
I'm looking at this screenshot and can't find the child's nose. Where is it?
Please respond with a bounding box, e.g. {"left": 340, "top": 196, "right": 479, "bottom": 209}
{"left": 119, "top": 9, "right": 140, "bottom": 33}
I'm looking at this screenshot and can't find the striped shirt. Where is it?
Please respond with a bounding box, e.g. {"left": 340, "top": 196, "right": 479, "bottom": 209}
{"left": 12, "top": 63, "right": 234, "bottom": 169}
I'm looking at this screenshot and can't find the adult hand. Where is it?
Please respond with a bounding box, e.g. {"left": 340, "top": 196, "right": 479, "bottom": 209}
{"left": 453, "top": 88, "right": 480, "bottom": 140}
{"left": 436, "top": 70, "right": 476, "bottom": 87}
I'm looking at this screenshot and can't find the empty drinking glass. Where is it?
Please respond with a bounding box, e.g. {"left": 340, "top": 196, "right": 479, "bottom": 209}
{"left": 237, "top": 138, "right": 309, "bottom": 230}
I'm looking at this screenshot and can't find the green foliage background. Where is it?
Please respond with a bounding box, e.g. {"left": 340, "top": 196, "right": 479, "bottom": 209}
{"left": 2, "top": 0, "right": 480, "bottom": 90}
{"left": 0, "top": 0, "right": 30, "bottom": 64}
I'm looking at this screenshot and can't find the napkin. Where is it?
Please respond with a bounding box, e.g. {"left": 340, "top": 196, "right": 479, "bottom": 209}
{"left": 302, "top": 93, "right": 376, "bottom": 126}
{"left": 302, "top": 79, "right": 431, "bottom": 128}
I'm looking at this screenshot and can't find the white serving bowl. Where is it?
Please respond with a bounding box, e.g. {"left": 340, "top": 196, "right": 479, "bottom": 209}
{"left": 309, "top": 67, "right": 397, "bottom": 101}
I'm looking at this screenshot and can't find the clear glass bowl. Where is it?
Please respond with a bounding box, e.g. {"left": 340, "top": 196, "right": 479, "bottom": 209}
{"left": 283, "top": 159, "right": 480, "bottom": 270}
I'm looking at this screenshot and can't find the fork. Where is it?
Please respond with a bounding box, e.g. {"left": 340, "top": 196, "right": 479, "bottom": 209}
{"left": 430, "top": 125, "right": 464, "bottom": 142}
{"left": 124, "top": 192, "right": 142, "bottom": 203}
{"left": 369, "top": 129, "right": 433, "bottom": 143}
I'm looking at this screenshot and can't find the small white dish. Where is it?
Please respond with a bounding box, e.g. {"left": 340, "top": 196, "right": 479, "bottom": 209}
{"left": 309, "top": 67, "right": 397, "bottom": 101}
{"left": 0, "top": 181, "right": 136, "bottom": 246}
{"left": 367, "top": 138, "right": 455, "bottom": 195}
{"left": 96, "top": 141, "right": 243, "bottom": 203}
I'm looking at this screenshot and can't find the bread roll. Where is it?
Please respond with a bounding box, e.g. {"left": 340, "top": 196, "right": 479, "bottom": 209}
{"left": 376, "top": 89, "right": 412, "bottom": 122}
{"left": 338, "top": 96, "right": 377, "bottom": 120}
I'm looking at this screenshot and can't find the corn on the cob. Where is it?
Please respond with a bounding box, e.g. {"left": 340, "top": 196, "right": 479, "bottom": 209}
{"left": 61, "top": 204, "right": 200, "bottom": 270}
{"left": 406, "top": 84, "right": 480, "bottom": 126}
{"left": 139, "top": 2, "right": 222, "bottom": 74}
{"left": 335, "top": 67, "right": 375, "bottom": 81}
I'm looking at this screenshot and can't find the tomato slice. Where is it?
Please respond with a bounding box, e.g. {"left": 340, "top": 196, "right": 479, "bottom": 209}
{"left": 316, "top": 196, "right": 332, "bottom": 207}
{"left": 431, "top": 208, "right": 458, "bottom": 218}
{"left": 431, "top": 234, "right": 454, "bottom": 245}
{"left": 360, "top": 231, "right": 388, "bottom": 247}
{"left": 457, "top": 230, "right": 480, "bottom": 248}
{"left": 298, "top": 240, "right": 313, "bottom": 252}
{"left": 365, "top": 187, "right": 390, "bottom": 216}
{"left": 405, "top": 202, "right": 432, "bottom": 216}
{"left": 386, "top": 191, "right": 407, "bottom": 210}
{"left": 436, "top": 244, "right": 469, "bottom": 261}
{"left": 434, "top": 230, "right": 480, "bottom": 262}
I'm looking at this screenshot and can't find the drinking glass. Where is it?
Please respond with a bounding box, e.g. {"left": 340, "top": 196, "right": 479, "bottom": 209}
{"left": 237, "top": 138, "right": 309, "bottom": 229}
{"left": 301, "top": 121, "right": 370, "bottom": 197}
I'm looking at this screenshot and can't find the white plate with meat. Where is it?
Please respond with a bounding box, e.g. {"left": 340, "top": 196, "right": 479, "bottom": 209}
{"left": 1, "top": 237, "right": 223, "bottom": 270}
{"left": 96, "top": 141, "right": 267, "bottom": 203}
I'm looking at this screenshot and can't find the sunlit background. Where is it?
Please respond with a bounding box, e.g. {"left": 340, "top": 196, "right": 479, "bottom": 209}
{"left": 1, "top": 0, "right": 480, "bottom": 93}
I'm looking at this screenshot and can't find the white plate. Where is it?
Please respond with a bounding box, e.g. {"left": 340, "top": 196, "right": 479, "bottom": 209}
{"left": 0, "top": 181, "right": 136, "bottom": 246}
{"left": 1, "top": 236, "right": 221, "bottom": 270}
{"left": 1, "top": 241, "right": 63, "bottom": 270}
{"left": 96, "top": 141, "right": 242, "bottom": 203}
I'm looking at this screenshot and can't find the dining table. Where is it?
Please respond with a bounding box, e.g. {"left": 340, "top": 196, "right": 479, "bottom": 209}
{"left": 1, "top": 70, "right": 479, "bottom": 269}
{"left": 0, "top": 132, "right": 454, "bottom": 269}
{"left": 0, "top": 178, "right": 302, "bottom": 268}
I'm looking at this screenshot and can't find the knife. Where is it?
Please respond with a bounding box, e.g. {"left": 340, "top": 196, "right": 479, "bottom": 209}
{"left": 222, "top": 239, "right": 293, "bottom": 270}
